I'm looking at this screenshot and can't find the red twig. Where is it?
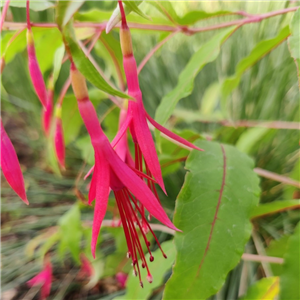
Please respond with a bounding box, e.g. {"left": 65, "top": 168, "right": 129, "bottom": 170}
{"left": 0, "top": 0, "right": 10, "bottom": 33}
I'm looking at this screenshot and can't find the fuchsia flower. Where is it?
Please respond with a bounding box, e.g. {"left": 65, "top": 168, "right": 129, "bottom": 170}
{"left": 111, "top": 1, "right": 203, "bottom": 194}
{"left": 27, "top": 257, "right": 52, "bottom": 299}
{"left": 116, "top": 272, "right": 128, "bottom": 288}
{"left": 42, "top": 88, "right": 54, "bottom": 137}
{"left": 70, "top": 63, "right": 179, "bottom": 286}
{"left": 80, "top": 253, "right": 94, "bottom": 278}
{"left": 1, "top": 119, "right": 28, "bottom": 204}
{"left": 54, "top": 105, "right": 65, "bottom": 169}
{"left": 26, "top": 0, "right": 47, "bottom": 108}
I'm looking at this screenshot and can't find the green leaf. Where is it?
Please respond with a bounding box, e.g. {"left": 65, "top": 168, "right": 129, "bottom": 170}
{"left": 288, "top": 8, "right": 300, "bottom": 88}
{"left": 52, "top": 45, "right": 65, "bottom": 85}
{"left": 123, "top": 1, "right": 151, "bottom": 21}
{"left": 56, "top": 0, "right": 85, "bottom": 29}
{"left": 1, "top": 0, "right": 54, "bottom": 11}
{"left": 221, "top": 26, "right": 290, "bottom": 100}
{"left": 62, "top": 22, "right": 130, "bottom": 99}
{"left": 75, "top": 135, "right": 94, "bottom": 165}
{"left": 58, "top": 204, "right": 82, "bottom": 263}
{"left": 280, "top": 222, "right": 300, "bottom": 300}
{"left": 235, "top": 127, "right": 271, "bottom": 154}
{"left": 178, "top": 10, "right": 233, "bottom": 26}
{"left": 148, "top": 1, "right": 179, "bottom": 23}
{"left": 250, "top": 199, "right": 300, "bottom": 219}
{"left": 200, "top": 81, "right": 221, "bottom": 116}
{"left": 155, "top": 27, "right": 236, "bottom": 146}
{"left": 114, "top": 241, "right": 176, "bottom": 300}
{"left": 266, "top": 235, "right": 290, "bottom": 276}
{"left": 239, "top": 277, "right": 279, "bottom": 300}
{"left": 283, "top": 158, "right": 300, "bottom": 200}
{"left": 61, "top": 94, "right": 82, "bottom": 145}
{"left": 163, "top": 140, "right": 260, "bottom": 300}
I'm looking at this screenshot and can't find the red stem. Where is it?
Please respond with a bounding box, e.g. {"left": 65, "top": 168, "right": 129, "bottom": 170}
{"left": 118, "top": 1, "right": 127, "bottom": 26}
{"left": 26, "top": 0, "right": 30, "bottom": 29}
{"left": 0, "top": 0, "right": 10, "bottom": 33}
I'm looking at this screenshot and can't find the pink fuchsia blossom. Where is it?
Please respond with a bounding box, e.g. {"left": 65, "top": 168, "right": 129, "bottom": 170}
{"left": 0, "top": 0, "right": 10, "bottom": 34}
{"left": 116, "top": 272, "right": 128, "bottom": 288}
{"left": 70, "top": 63, "right": 179, "bottom": 286}
{"left": 26, "top": 0, "right": 47, "bottom": 108}
{"left": 27, "top": 257, "right": 52, "bottom": 299}
{"left": 79, "top": 253, "right": 94, "bottom": 278}
{"left": 42, "top": 88, "right": 54, "bottom": 137}
{"left": 53, "top": 105, "right": 65, "bottom": 169}
{"left": 115, "top": 1, "right": 203, "bottom": 193}
{"left": 0, "top": 119, "right": 28, "bottom": 204}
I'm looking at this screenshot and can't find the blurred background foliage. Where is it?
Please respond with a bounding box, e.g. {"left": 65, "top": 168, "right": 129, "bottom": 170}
{"left": 1, "top": 1, "right": 299, "bottom": 299}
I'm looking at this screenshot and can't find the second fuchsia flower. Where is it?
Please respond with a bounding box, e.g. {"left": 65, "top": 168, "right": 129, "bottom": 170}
{"left": 70, "top": 63, "right": 179, "bottom": 286}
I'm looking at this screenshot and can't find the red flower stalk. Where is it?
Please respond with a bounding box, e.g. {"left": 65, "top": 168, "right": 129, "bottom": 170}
{"left": 42, "top": 86, "right": 54, "bottom": 137}
{"left": 26, "top": 0, "right": 47, "bottom": 108}
{"left": 53, "top": 105, "right": 65, "bottom": 169}
{"left": 114, "top": 1, "right": 203, "bottom": 193}
{"left": 70, "top": 63, "right": 179, "bottom": 285}
{"left": 0, "top": 0, "right": 10, "bottom": 34}
{"left": 1, "top": 119, "right": 28, "bottom": 204}
{"left": 27, "top": 256, "right": 52, "bottom": 300}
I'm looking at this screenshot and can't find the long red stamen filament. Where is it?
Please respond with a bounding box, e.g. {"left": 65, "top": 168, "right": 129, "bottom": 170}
{"left": 126, "top": 190, "right": 167, "bottom": 259}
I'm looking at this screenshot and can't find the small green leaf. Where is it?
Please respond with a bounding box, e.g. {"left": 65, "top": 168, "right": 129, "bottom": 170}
{"left": 115, "top": 241, "right": 176, "bottom": 300}
{"left": 280, "top": 222, "right": 300, "bottom": 300}
{"left": 58, "top": 204, "right": 82, "bottom": 263}
{"left": 250, "top": 199, "right": 300, "bottom": 219}
{"left": 288, "top": 8, "right": 300, "bottom": 88}
{"left": 235, "top": 127, "right": 271, "bottom": 154}
{"left": 221, "top": 26, "right": 290, "bottom": 100}
{"left": 63, "top": 22, "right": 130, "bottom": 99}
{"left": 178, "top": 10, "right": 233, "bottom": 26}
{"left": 61, "top": 94, "right": 82, "bottom": 145}
{"left": 155, "top": 27, "right": 236, "bottom": 146}
{"left": 123, "top": 1, "right": 151, "bottom": 21}
{"left": 56, "top": 0, "right": 85, "bottom": 29}
{"left": 163, "top": 140, "right": 260, "bottom": 300}
{"left": 239, "top": 277, "right": 279, "bottom": 300}
{"left": 1, "top": 0, "right": 54, "bottom": 11}
{"left": 52, "top": 45, "right": 65, "bottom": 85}
{"left": 148, "top": 1, "right": 179, "bottom": 23}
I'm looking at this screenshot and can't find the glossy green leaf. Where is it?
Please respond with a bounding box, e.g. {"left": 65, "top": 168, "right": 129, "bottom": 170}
{"left": 56, "top": 0, "right": 85, "bottom": 29}
{"left": 148, "top": 1, "right": 179, "bottom": 23}
{"left": 62, "top": 22, "right": 130, "bottom": 99}
{"left": 236, "top": 127, "right": 271, "bottom": 154}
{"left": 178, "top": 10, "right": 233, "bottom": 26}
{"left": 250, "top": 199, "right": 300, "bottom": 219}
{"left": 52, "top": 45, "right": 65, "bottom": 85}
{"left": 221, "top": 26, "right": 290, "bottom": 100}
{"left": 163, "top": 140, "right": 260, "bottom": 300}
{"left": 239, "top": 277, "right": 279, "bottom": 300}
{"left": 280, "top": 222, "right": 300, "bottom": 300}
{"left": 114, "top": 241, "right": 176, "bottom": 300}
{"left": 123, "top": 1, "right": 151, "bottom": 21}
{"left": 288, "top": 8, "right": 300, "bottom": 87}
{"left": 155, "top": 27, "right": 236, "bottom": 146}
{"left": 58, "top": 204, "right": 82, "bottom": 264}
{"left": 1, "top": 0, "right": 54, "bottom": 11}
{"left": 61, "top": 94, "right": 82, "bottom": 145}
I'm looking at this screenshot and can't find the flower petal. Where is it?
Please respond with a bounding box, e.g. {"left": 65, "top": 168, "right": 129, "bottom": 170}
{"left": 0, "top": 120, "right": 28, "bottom": 204}
{"left": 146, "top": 112, "right": 204, "bottom": 151}
{"left": 129, "top": 98, "right": 166, "bottom": 193}
{"left": 111, "top": 113, "right": 132, "bottom": 148}
{"left": 91, "top": 150, "right": 110, "bottom": 258}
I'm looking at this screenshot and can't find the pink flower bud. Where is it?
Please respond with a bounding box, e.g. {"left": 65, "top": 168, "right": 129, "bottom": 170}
{"left": 54, "top": 107, "right": 65, "bottom": 169}
{"left": 116, "top": 272, "right": 128, "bottom": 288}
{"left": 27, "top": 28, "right": 47, "bottom": 108}
{"left": 80, "top": 254, "right": 94, "bottom": 277}
{"left": 0, "top": 119, "right": 28, "bottom": 204}
{"left": 42, "top": 89, "right": 54, "bottom": 137}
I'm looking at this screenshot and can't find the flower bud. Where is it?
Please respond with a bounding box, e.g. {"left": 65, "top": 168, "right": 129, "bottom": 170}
{"left": 54, "top": 106, "right": 65, "bottom": 169}
{"left": 120, "top": 25, "right": 133, "bottom": 57}
{"left": 27, "top": 28, "right": 47, "bottom": 108}
{"left": 42, "top": 89, "right": 54, "bottom": 137}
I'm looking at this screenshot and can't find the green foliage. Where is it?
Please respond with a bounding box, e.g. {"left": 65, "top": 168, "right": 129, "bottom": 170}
{"left": 1, "top": 0, "right": 54, "bottom": 11}
{"left": 155, "top": 27, "right": 236, "bottom": 146}
{"left": 123, "top": 1, "right": 151, "bottom": 21}
{"left": 239, "top": 277, "right": 279, "bottom": 300}
{"left": 280, "top": 222, "right": 300, "bottom": 300}
{"left": 164, "top": 140, "right": 260, "bottom": 299}
{"left": 288, "top": 8, "right": 300, "bottom": 87}
{"left": 52, "top": 45, "right": 65, "bottom": 85}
